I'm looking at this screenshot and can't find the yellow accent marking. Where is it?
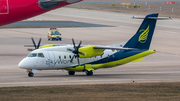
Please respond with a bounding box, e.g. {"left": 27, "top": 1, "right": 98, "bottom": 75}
{"left": 85, "top": 64, "right": 94, "bottom": 71}
{"left": 139, "top": 25, "right": 149, "bottom": 43}
{"left": 64, "top": 50, "right": 156, "bottom": 72}
{"left": 131, "top": 57, "right": 144, "bottom": 62}
{"left": 78, "top": 46, "right": 104, "bottom": 58}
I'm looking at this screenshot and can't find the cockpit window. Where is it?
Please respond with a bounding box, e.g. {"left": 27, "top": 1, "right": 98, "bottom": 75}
{"left": 38, "top": 53, "right": 44, "bottom": 57}
{"left": 28, "top": 53, "right": 37, "bottom": 57}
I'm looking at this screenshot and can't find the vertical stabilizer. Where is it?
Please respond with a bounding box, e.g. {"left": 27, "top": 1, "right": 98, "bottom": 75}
{"left": 124, "top": 13, "right": 158, "bottom": 50}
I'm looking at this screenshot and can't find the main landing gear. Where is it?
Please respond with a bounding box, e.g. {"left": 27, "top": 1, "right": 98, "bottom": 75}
{"left": 68, "top": 70, "right": 93, "bottom": 76}
{"left": 28, "top": 72, "right": 34, "bottom": 77}
{"left": 68, "top": 71, "right": 75, "bottom": 75}
{"left": 85, "top": 70, "right": 93, "bottom": 76}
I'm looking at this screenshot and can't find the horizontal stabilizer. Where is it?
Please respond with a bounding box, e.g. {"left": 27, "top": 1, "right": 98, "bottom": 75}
{"left": 132, "top": 16, "right": 171, "bottom": 20}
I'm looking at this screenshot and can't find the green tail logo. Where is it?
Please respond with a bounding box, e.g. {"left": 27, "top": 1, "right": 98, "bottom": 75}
{"left": 138, "top": 25, "right": 149, "bottom": 43}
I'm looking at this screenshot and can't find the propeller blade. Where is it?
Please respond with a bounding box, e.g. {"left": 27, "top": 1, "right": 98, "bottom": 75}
{"left": 70, "top": 38, "right": 82, "bottom": 66}
{"left": 77, "top": 40, "right": 82, "bottom": 49}
{"left": 27, "top": 49, "right": 34, "bottom": 51}
{"left": 37, "top": 38, "right": 41, "bottom": 49}
{"left": 67, "top": 48, "right": 74, "bottom": 52}
{"left": 77, "top": 57, "right": 80, "bottom": 66}
{"left": 31, "top": 38, "right": 36, "bottom": 49}
{"left": 72, "top": 38, "right": 76, "bottom": 49}
{"left": 70, "top": 55, "right": 75, "bottom": 63}
{"left": 78, "top": 52, "right": 85, "bottom": 55}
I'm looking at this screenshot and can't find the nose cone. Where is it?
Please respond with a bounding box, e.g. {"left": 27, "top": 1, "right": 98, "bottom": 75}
{"left": 18, "top": 58, "right": 27, "bottom": 69}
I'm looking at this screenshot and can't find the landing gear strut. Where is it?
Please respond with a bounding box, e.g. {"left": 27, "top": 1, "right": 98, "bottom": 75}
{"left": 86, "top": 70, "right": 93, "bottom": 76}
{"left": 28, "top": 72, "right": 34, "bottom": 77}
{"left": 68, "top": 71, "right": 75, "bottom": 75}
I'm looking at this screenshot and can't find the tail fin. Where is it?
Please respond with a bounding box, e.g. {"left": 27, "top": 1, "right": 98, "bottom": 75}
{"left": 124, "top": 13, "right": 158, "bottom": 50}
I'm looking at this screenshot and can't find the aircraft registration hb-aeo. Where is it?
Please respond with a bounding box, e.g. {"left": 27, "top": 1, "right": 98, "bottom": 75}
{"left": 18, "top": 13, "right": 170, "bottom": 77}
{"left": 0, "top": 0, "right": 82, "bottom": 26}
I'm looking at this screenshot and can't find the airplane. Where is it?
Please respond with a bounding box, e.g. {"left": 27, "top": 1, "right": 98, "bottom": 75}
{"left": 0, "top": 0, "right": 82, "bottom": 26}
{"left": 18, "top": 13, "right": 170, "bottom": 77}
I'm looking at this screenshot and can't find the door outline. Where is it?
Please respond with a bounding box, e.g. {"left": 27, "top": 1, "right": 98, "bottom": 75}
{"left": 47, "top": 51, "right": 55, "bottom": 67}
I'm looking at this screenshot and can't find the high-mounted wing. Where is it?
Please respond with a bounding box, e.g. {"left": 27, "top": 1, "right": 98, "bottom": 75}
{"left": 78, "top": 45, "right": 139, "bottom": 58}
{"left": 24, "top": 38, "right": 68, "bottom": 51}
{"left": 93, "top": 46, "right": 139, "bottom": 50}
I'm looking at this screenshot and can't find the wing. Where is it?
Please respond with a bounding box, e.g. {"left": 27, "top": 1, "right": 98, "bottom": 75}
{"left": 93, "top": 46, "right": 139, "bottom": 50}
{"left": 78, "top": 45, "right": 139, "bottom": 58}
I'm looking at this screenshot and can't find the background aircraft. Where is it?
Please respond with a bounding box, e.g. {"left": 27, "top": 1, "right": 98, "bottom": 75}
{"left": 0, "top": 0, "right": 82, "bottom": 26}
{"left": 18, "top": 13, "right": 169, "bottom": 77}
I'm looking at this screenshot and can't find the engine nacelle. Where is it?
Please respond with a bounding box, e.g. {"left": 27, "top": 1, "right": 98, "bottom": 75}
{"left": 78, "top": 46, "right": 104, "bottom": 58}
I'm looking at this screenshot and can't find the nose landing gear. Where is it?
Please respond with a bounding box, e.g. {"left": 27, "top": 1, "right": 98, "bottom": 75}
{"left": 28, "top": 72, "right": 34, "bottom": 77}
{"left": 27, "top": 69, "right": 36, "bottom": 77}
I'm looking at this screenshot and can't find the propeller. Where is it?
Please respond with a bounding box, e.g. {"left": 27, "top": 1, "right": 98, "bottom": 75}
{"left": 27, "top": 38, "right": 41, "bottom": 51}
{"left": 67, "top": 38, "right": 85, "bottom": 66}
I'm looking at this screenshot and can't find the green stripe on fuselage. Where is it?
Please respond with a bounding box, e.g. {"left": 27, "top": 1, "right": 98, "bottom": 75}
{"left": 64, "top": 50, "right": 156, "bottom": 72}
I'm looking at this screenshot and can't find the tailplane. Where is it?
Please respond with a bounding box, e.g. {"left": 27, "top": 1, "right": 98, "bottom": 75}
{"left": 124, "top": 13, "right": 166, "bottom": 50}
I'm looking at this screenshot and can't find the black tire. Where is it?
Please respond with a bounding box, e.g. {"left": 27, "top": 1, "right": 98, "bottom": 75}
{"left": 28, "top": 72, "right": 34, "bottom": 77}
{"left": 68, "top": 71, "right": 75, "bottom": 75}
{"left": 86, "top": 71, "right": 93, "bottom": 76}
{"left": 59, "top": 38, "right": 62, "bottom": 41}
{"left": 48, "top": 39, "right": 50, "bottom": 41}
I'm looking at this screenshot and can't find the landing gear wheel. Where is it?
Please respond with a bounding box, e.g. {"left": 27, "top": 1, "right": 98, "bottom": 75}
{"left": 28, "top": 72, "right": 34, "bottom": 77}
{"left": 86, "top": 70, "right": 93, "bottom": 76}
{"left": 68, "top": 71, "right": 75, "bottom": 75}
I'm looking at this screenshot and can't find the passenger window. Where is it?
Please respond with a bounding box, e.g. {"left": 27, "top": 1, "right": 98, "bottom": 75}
{"left": 64, "top": 56, "right": 66, "bottom": 59}
{"left": 28, "top": 53, "right": 37, "bottom": 57}
{"left": 38, "top": 53, "right": 44, "bottom": 57}
{"left": 59, "top": 56, "right": 61, "bottom": 59}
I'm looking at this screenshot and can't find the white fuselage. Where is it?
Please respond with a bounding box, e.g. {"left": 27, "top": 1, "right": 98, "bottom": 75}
{"left": 18, "top": 45, "right": 117, "bottom": 70}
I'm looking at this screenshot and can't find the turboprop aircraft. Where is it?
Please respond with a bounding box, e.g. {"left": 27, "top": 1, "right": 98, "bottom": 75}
{"left": 0, "top": 0, "right": 82, "bottom": 26}
{"left": 18, "top": 13, "right": 170, "bottom": 77}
